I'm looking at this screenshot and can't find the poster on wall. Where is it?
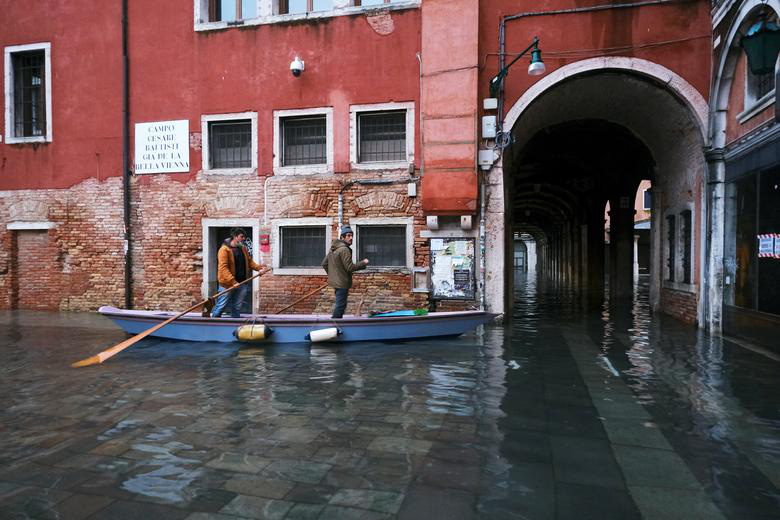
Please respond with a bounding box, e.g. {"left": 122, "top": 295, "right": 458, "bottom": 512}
{"left": 758, "top": 234, "right": 776, "bottom": 258}
{"left": 430, "top": 238, "right": 476, "bottom": 300}
{"left": 134, "top": 119, "right": 190, "bottom": 174}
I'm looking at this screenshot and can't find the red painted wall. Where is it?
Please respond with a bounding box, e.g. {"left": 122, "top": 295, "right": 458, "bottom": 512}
{"left": 478, "top": 0, "right": 712, "bottom": 119}
{"left": 130, "top": 2, "right": 421, "bottom": 184}
{"left": 0, "top": 1, "right": 124, "bottom": 190}
{"left": 0, "top": 1, "right": 422, "bottom": 189}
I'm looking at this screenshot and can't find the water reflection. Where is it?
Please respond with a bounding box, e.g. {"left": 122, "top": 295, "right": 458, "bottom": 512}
{"left": 0, "top": 285, "right": 779, "bottom": 517}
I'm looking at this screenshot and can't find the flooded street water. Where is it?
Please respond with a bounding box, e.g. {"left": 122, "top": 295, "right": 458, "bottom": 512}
{"left": 1, "top": 274, "right": 779, "bottom": 519}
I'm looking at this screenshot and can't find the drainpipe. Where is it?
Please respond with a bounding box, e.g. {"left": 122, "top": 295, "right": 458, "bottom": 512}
{"left": 122, "top": 0, "right": 132, "bottom": 309}
{"left": 416, "top": 52, "right": 424, "bottom": 180}
{"left": 479, "top": 171, "right": 486, "bottom": 311}
{"left": 337, "top": 192, "right": 344, "bottom": 231}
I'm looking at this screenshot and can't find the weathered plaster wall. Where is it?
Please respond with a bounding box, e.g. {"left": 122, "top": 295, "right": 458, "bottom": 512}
{"left": 420, "top": 0, "right": 479, "bottom": 215}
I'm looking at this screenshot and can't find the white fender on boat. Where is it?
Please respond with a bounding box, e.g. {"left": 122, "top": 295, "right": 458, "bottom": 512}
{"left": 234, "top": 324, "right": 273, "bottom": 342}
{"left": 307, "top": 327, "right": 340, "bottom": 343}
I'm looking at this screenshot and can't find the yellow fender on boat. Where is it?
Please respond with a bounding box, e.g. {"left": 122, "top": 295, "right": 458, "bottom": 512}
{"left": 307, "top": 327, "right": 340, "bottom": 343}
{"left": 234, "top": 324, "right": 273, "bottom": 342}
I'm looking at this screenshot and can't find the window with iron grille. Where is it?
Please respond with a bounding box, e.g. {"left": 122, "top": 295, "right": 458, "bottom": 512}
{"left": 358, "top": 225, "right": 406, "bottom": 267}
{"left": 279, "top": 0, "right": 333, "bottom": 14}
{"left": 281, "top": 226, "right": 326, "bottom": 267}
{"left": 208, "top": 120, "right": 252, "bottom": 169}
{"left": 666, "top": 214, "right": 676, "bottom": 282}
{"left": 681, "top": 210, "right": 692, "bottom": 283}
{"left": 282, "top": 116, "right": 326, "bottom": 166}
{"left": 207, "top": 0, "right": 257, "bottom": 21}
{"left": 358, "top": 111, "right": 406, "bottom": 163}
{"left": 11, "top": 50, "right": 46, "bottom": 138}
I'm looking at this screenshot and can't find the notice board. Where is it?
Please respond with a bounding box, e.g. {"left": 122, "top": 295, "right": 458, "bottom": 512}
{"left": 430, "top": 238, "right": 476, "bottom": 300}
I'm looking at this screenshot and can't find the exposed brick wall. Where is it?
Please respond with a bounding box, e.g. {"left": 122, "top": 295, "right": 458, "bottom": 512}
{"left": 660, "top": 287, "right": 698, "bottom": 325}
{"left": 15, "top": 230, "right": 65, "bottom": 310}
{"left": 0, "top": 178, "right": 126, "bottom": 311}
{"left": 0, "top": 168, "right": 479, "bottom": 314}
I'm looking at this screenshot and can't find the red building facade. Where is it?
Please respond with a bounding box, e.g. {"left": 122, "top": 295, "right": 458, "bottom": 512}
{"left": 2, "top": 0, "right": 732, "bottom": 329}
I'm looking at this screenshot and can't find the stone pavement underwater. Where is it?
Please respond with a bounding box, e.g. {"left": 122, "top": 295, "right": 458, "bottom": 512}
{"left": 0, "top": 274, "right": 778, "bottom": 519}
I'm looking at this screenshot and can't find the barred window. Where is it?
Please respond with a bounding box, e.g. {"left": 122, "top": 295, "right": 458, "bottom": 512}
{"left": 281, "top": 226, "right": 326, "bottom": 267}
{"left": 282, "top": 116, "right": 326, "bottom": 166}
{"left": 667, "top": 214, "right": 676, "bottom": 282}
{"left": 643, "top": 190, "right": 651, "bottom": 210}
{"left": 681, "top": 210, "right": 692, "bottom": 284}
{"left": 208, "top": 0, "right": 256, "bottom": 22}
{"left": 12, "top": 51, "right": 46, "bottom": 138}
{"left": 358, "top": 111, "right": 406, "bottom": 163}
{"left": 209, "top": 120, "right": 252, "bottom": 169}
{"left": 358, "top": 226, "right": 406, "bottom": 266}
{"left": 279, "top": 0, "right": 333, "bottom": 14}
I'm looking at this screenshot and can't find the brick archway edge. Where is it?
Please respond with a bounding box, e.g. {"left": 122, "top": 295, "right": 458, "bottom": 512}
{"left": 502, "top": 57, "right": 709, "bottom": 144}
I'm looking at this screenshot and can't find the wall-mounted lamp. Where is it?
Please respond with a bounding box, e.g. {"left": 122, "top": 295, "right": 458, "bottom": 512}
{"left": 741, "top": 14, "right": 780, "bottom": 75}
{"left": 489, "top": 36, "right": 545, "bottom": 98}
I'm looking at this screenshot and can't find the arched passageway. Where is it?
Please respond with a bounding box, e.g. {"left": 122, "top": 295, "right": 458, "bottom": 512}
{"left": 489, "top": 58, "right": 709, "bottom": 320}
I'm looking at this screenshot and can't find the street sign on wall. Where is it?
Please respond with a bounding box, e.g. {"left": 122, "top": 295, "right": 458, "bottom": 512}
{"left": 134, "top": 119, "right": 190, "bottom": 174}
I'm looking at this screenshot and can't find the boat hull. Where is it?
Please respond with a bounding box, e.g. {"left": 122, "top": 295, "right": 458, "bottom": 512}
{"left": 98, "top": 306, "right": 499, "bottom": 344}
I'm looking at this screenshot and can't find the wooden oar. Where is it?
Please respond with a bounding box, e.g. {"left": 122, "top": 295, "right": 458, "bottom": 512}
{"left": 274, "top": 283, "right": 328, "bottom": 314}
{"left": 71, "top": 268, "right": 270, "bottom": 368}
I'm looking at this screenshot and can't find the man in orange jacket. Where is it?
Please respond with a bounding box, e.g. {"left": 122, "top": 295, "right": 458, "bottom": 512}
{"left": 212, "top": 227, "right": 264, "bottom": 318}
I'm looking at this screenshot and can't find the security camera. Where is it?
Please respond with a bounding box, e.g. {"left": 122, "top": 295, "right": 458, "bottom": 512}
{"left": 290, "top": 56, "right": 304, "bottom": 77}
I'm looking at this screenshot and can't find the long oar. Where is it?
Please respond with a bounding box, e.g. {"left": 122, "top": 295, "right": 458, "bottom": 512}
{"left": 71, "top": 268, "right": 270, "bottom": 368}
{"left": 274, "top": 283, "right": 328, "bottom": 314}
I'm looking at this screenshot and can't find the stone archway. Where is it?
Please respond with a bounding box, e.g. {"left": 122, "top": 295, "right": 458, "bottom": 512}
{"left": 485, "top": 57, "right": 710, "bottom": 323}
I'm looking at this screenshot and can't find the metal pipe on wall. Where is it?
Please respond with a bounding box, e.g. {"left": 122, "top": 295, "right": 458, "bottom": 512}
{"left": 122, "top": 0, "right": 132, "bottom": 309}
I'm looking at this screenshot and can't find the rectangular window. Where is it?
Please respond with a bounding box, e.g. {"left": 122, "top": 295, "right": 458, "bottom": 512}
{"left": 355, "top": 0, "right": 400, "bottom": 5}
{"left": 279, "top": 0, "right": 333, "bottom": 14}
{"left": 281, "top": 226, "right": 326, "bottom": 267}
{"left": 11, "top": 50, "right": 46, "bottom": 138}
{"left": 358, "top": 111, "right": 406, "bottom": 163}
{"left": 209, "top": 120, "right": 252, "bottom": 169}
{"left": 282, "top": 116, "right": 326, "bottom": 166}
{"left": 681, "top": 210, "right": 692, "bottom": 284}
{"left": 358, "top": 225, "right": 406, "bottom": 266}
{"left": 643, "top": 190, "right": 652, "bottom": 210}
{"left": 208, "top": 0, "right": 256, "bottom": 22}
{"left": 666, "top": 214, "right": 676, "bottom": 282}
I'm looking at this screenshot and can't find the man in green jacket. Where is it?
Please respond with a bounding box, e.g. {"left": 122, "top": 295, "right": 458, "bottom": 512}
{"left": 321, "top": 226, "right": 369, "bottom": 318}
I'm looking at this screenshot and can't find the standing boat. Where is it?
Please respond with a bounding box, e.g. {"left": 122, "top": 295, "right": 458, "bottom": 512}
{"left": 98, "top": 306, "right": 498, "bottom": 344}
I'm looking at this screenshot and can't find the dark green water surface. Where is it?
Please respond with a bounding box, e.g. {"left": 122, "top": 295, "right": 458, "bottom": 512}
{"left": 0, "top": 275, "right": 778, "bottom": 519}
